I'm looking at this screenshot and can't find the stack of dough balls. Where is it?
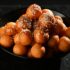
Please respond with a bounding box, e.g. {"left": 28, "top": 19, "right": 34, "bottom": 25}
{"left": 0, "top": 4, "right": 70, "bottom": 59}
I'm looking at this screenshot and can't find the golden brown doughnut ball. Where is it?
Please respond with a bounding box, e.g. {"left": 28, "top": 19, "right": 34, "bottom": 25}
{"left": 39, "top": 9, "right": 55, "bottom": 23}
{"left": 34, "top": 28, "right": 45, "bottom": 44}
{"left": 55, "top": 16, "right": 63, "bottom": 22}
{"left": 38, "top": 13, "right": 53, "bottom": 25}
{"left": 14, "top": 29, "right": 32, "bottom": 46}
{"left": 26, "top": 4, "right": 42, "bottom": 20}
{"left": 5, "top": 22, "right": 16, "bottom": 29}
{"left": 16, "top": 14, "right": 31, "bottom": 32}
{"left": 48, "top": 35, "right": 59, "bottom": 48}
{"left": 38, "top": 13, "right": 56, "bottom": 34}
{"left": 58, "top": 36, "right": 70, "bottom": 52}
{"left": 55, "top": 16, "right": 67, "bottom": 36}
{"left": 14, "top": 33, "right": 20, "bottom": 44}
{"left": 13, "top": 44, "right": 27, "bottom": 56}
{"left": 20, "top": 29, "right": 32, "bottom": 46}
{"left": 27, "top": 46, "right": 45, "bottom": 58}
{"left": 31, "top": 43, "right": 45, "bottom": 58}
{"left": 5, "top": 22, "right": 17, "bottom": 36}
{"left": 35, "top": 21, "right": 48, "bottom": 31}
{"left": 0, "top": 35, "right": 13, "bottom": 48}
{"left": 5, "top": 28, "right": 16, "bottom": 36}
{"left": 42, "top": 9, "right": 54, "bottom": 17}
{"left": 65, "top": 27, "right": 70, "bottom": 38}
{"left": 33, "top": 21, "right": 48, "bottom": 34}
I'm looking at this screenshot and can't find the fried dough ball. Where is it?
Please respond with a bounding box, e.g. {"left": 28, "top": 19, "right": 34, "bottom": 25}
{"left": 13, "top": 44, "right": 27, "bottom": 56}
{"left": 34, "top": 9, "right": 55, "bottom": 31}
{"left": 5, "top": 22, "right": 17, "bottom": 36}
{"left": 0, "top": 22, "right": 16, "bottom": 36}
{"left": 20, "top": 29, "right": 32, "bottom": 46}
{"left": 42, "top": 9, "right": 54, "bottom": 17}
{"left": 55, "top": 16, "right": 63, "bottom": 22}
{"left": 65, "top": 27, "right": 70, "bottom": 38}
{"left": 31, "top": 43, "right": 45, "bottom": 58}
{"left": 39, "top": 9, "right": 55, "bottom": 23}
{"left": 37, "top": 13, "right": 55, "bottom": 34}
{"left": 5, "top": 22, "right": 16, "bottom": 28}
{"left": 28, "top": 44, "right": 46, "bottom": 58}
{"left": 55, "top": 17, "right": 67, "bottom": 36}
{"left": 16, "top": 14, "right": 31, "bottom": 32}
{"left": 58, "top": 36, "right": 70, "bottom": 52}
{"left": 14, "top": 29, "right": 32, "bottom": 46}
{"left": 0, "top": 35, "right": 13, "bottom": 48}
{"left": 26, "top": 4, "right": 42, "bottom": 20}
{"left": 14, "top": 33, "right": 20, "bottom": 44}
{"left": 34, "top": 28, "right": 45, "bottom": 44}
{"left": 37, "top": 22, "right": 56, "bottom": 36}
{"left": 48, "top": 35, "right": 59, "bottom": 48}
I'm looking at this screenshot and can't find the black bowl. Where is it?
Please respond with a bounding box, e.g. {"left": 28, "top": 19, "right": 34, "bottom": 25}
{"left": 0, "top": 8, "right": 68, "bottom": 62}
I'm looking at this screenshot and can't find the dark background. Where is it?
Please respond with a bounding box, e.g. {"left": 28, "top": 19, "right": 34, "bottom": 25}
{"left": 0, "top": 0, "right": 70, "bottom": 5}
{"left": 0, "top": 0, "right": 70, "bottom": 17}
{"left": 0, "top": 0, "right": 70, "bottom": 70}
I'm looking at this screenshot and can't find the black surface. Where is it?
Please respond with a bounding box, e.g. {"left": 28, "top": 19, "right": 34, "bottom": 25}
{"left": 0, "top": 0, "right": 70, "bottom": 5}
{"left": 0, "top": 0, "right": 70, "bottom": 17}
{"left": 0, "top": 5, "right": 70, "bottom": 18}
{"left": 0, "top": 47, "right": 61, "bottom": 70}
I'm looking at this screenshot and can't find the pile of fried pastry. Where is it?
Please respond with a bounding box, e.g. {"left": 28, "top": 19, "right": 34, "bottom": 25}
{"left": 0, "top": 4, "right": 70, "bottom": 59}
